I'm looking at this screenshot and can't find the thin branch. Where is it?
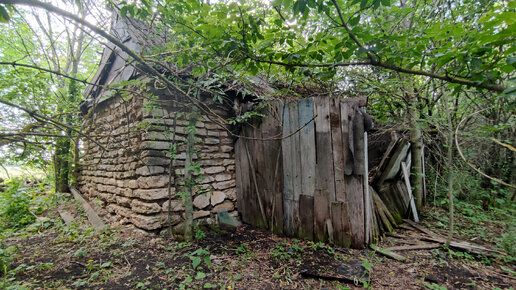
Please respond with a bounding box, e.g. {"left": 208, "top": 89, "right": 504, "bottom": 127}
{"left": 454, "top": 108, "right": 516, "bottom": 189}
{"left": 0, "top": 61, "right": 102, "bottom": 87}
{"left": 0, "top": 99, "right": 107, "bottom": 151}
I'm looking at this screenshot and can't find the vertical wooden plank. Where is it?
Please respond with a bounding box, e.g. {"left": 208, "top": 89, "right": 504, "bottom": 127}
{"left": 299, "top": 195, "right": 314, "bottom": 240}
{"left": 298, "top": 98, "right": 316, "bottom": 197}
{"left": 353, "top": 108, "right": 365, "bottom": 174}
{"left": 235, "top": 137, "right": 251, "bottom": 224}
{"left": 289, "top": 101, "right": 301, "bottom": 235}
{"left": 274, "top": 188, "right": 284, "bottom": 235}
{"left": 281, "top": 102, "right": 295, "bottom": 236}
{"left": 243, "top": 126, "right": 261, "bottom": 227}
{"left": 234, "top": 139, "right": 244, "bottom": 216}
{"left": 345, "top": 175, "right": 365, "bottom": 248}
{"left": 262, "top": 102, "right": 284, "bottom": 234}
{"left": 331, "top": 202, "right": 342, "bottom": 246}
{"left": 330, "top": 98, "right": 346, "bottom": 202}
{"left": 314, "top": 97, "right": 335, "bottom": 200}
{"left": 341, "top": 103, "right": 354, "bottom": 175}
{"left": 251, "top": 117, "right": 268, "bottom": 228}
{"left": 314, "top": 189, "right": 330, "bottom": 242}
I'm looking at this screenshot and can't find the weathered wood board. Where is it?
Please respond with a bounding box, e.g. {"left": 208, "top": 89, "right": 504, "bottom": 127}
{"left": 235, "top": 97, "right": 369, "bottom": 248}
{"left": 299, "top": 194, "right": 314, "bottom": 240}
{"left": 299, "top": 98, "right": 316, "bottom": 198}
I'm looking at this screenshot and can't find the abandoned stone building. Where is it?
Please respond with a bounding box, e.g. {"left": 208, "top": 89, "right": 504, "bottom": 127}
{"left": 77, "top": 15, "right": 422, "bottom": 248}
{"left": 77, "top": 16, "right": 241, "bottom": 233}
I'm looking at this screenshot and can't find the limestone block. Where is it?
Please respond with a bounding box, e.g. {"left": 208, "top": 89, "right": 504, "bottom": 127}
{"left": 199, "top": 176, "right": 214, "bottom": 184}
{"left": 131, "top": 214, "right": 162, "bottom": 230}
{"left": 201, "top": 159, "right": 220, "bottom": 166}
{"left": 193, "top": 194, "right": 210, "bottom": 209}
{"left": 176, "top": 152, "right": 198, "bottom": 160}
{"left": 136, "top": 166, "right": 165, "bottom": 176}
{"left": 118, "top": 188, "right": 134, "bottom": 198}
{"left": 143, "top": 157, "right": 170, "bottom": 166}
{"left": 135, "top": 188, "right": 170, "bottom": 200}
{"left": 220, "top": 138, "right": 233, "bottom": 145}
{"left": 200, "top": 146, "right": 219, "bottom": 153}
{"left": 161, "top": 200, "right": 184, "bottom": 212}
{"left": 215, "top": 174, "right": 232, "bottom": 182}
{"left": 137, "top": 175, "right": 170, "bottom": 189}
{"left": 212, "top": 180, "right": 235, "bottom": 190}
{"left": 205, "top": 123, "right": 222, "bottom": 130}
{"left": 127, "top": 180, "right": 138, "bottom": 189}
{"left": 116, "top": 195, "right": 131, "bottom": 207}
{"left": 212, "top": 200, "right": 235, "bottom": 213}
{"left": 205, "top": 138, "right": 220, "bottom": 145}
{"left": 207, "top": 131, "right": 219, "bottom": 137}
{"left": 212, "top": 153, "right": 231, "bottom": 159}
{"left": 203, "top": 166, "right": 225, "bottom": 174}
{"left": 223, "top": 159, "right": 235, "bottom": 166}
{"left": 224, "top": 188, "right": 237, "bottom": 200}
{"left": 210, "top": 191, "right": 226, "bottom": 206}
{"left": 221, "top": 145, "right": 233, "bottom": 153}
{"left": 131, "top": 199, "right": 162, "bottom": 214}
{"left": 142, "top": 141, "right": 172, "bottom": 150}
{"left": 193, "top": 210, "right": 210, "bottom": 219}
{"left": 107, "top": 204, "right": 132, "bottom": 218}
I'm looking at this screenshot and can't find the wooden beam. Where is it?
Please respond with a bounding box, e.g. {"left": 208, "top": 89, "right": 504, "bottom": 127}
{"left": 401, "top": 162, "right": 419, "bottom": 222}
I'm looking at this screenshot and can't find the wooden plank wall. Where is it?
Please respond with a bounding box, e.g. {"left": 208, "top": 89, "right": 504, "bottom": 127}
{"left": 235, "top": 97, "right": 371, "bottom": 248}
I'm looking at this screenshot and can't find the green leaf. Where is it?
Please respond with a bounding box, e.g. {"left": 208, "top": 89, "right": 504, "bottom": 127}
{"left": 195, "top": 271, "right": 207, "bottom": 279}
{"left": 380, "top": 0, "right": 390, "bottom": 6}
{"left": 360, "top": 0, "right": 370, "bottom": 9}
{"left": 191, "top": 256, "right": 201, "bottom": 269}
{"left": 349, "top": 15, "right": 360, "bottom": 26}
{"left": 0, "top": 5, "right": 10, "bottom": 23}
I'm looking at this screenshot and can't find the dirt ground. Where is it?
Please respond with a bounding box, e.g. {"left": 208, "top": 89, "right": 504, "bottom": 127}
{"left": 2, "top": 199, "right": 515, "bottom": 289}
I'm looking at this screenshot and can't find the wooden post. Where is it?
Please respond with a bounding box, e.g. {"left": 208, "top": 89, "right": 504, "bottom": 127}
{"left": 401, "top": 161, "right": 419, "bottom": 222}
{"left": 362, "top": 108, "right": 371, "bottom": 245}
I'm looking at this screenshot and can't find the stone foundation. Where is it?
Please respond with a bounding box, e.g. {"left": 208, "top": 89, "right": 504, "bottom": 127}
{"left": 78, "top": 94, "right": 238, "bottom": 232}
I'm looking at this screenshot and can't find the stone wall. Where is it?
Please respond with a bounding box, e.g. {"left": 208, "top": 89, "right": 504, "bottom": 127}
{"left": 78, "top": 94, "right": 238, "bottom": 232}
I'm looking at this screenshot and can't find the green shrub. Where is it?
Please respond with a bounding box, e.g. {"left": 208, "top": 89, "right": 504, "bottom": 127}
{"left": 0, "top": 178, "right": 35, "bottom": 230}
{"left": 499, "top": 229, "right": 516, "bottom": 263}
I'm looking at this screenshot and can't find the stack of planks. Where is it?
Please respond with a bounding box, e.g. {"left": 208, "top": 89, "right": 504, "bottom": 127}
{"left": 368, "top": 131, "right": 424, "bottom": 234}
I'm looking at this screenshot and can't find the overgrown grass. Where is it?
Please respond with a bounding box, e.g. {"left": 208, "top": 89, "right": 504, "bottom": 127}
{"left": 0, "top": 175, "right": 58, "bottom": 276}
{"left": 0, "top": 176, "right": 57, "bottom": 231}
{"left": 426, "top": 167, "right": 516, "bottom": 263}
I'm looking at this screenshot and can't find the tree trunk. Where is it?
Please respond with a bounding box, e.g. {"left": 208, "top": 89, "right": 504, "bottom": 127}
{"left": 407, "top": 90, "right": 424, "bottom": 211}
{"left": 54, "top": 137, "right": 71, "bottom": 192}
{"left": 444, "top": 94, "right": 454, "bottom": 244}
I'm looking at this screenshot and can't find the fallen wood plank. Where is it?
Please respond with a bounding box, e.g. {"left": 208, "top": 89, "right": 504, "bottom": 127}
{"left": 398, "top": 224, "right": 414, "bottom": 231}
{"left": 58, "top": 209, "right": 75, "bottom": 226}
{"left": 402, "top": 219, "right": 437, "bottom": 236}
{"left": 385, "top": 232, "right": 409, "bottom": 239}
{"left": 402, "top": 219, "right": 507, "bottom": 256}
{"left": 70, "top": 186, "right": 106, "bottom": 231}
{"left": 372, "top": 245, "right": 408, "bottom": 262}
{"left": 420, "top": 236, "right": 507, "bottom": 256}
{"left": 385, "top": 243, "right": 441, "bottom": 251}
